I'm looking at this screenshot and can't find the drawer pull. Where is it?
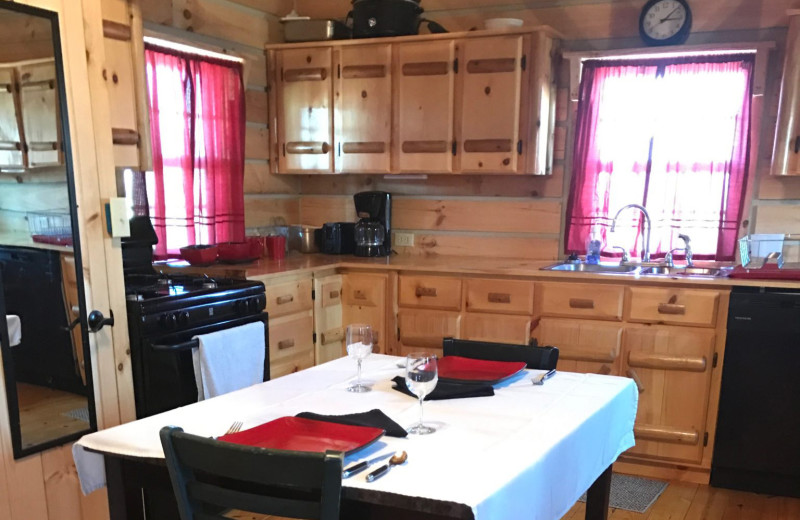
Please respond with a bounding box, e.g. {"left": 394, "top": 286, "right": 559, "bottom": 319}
{"left": 320, "top": 328, "right": 343, "bottom": 345}
{"left": 627, "top": 352, "right": 707, "bottom": 372}
{"left": 415, "top": 287, "right": 437, "bottom": 298}
{"left": 276, "top": 295, "right": 294, "bottom": 305}
{"left": 488, "top": 292, "right": 511, "bottom": 304}
{"left": 626, "top": 369, "right": 644, "bottom": 394}
{"left": 353, "top": 290, "right": 367, "bottom": 300}
{"left": 278, "top": 339, "right": 295, "bottom": 350}
{"left": 657, "top": 303, "right": 686, "bottom": 315}
{"left": 286, "top": 141, "right": 330, "bottom": 155}
{"left": 284, "top": 67, "right": 327, "bottom": 82}
{"left": 569, "top": 298, "right": 595, "bottom": 309}
{"left": 329, "top": 290, "right": 340, "bottom": 299}
{"left": 598, "top": 365, "right": 612, "bottom": 376}
{"left": 372, "top": 331, "right": 380, "bottom": 345}
{"left": 634, "top": 425, "right": 699, "bottom": 445}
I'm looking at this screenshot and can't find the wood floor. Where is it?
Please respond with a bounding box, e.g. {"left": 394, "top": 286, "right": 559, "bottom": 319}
{"left": 17, "top": 382, "right": 90, "bottom": 449}
{"left": 561, "top": 480, "right": 800, "bottom": 520}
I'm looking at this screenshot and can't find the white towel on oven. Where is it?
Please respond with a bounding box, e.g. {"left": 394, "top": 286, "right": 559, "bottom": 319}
{"left": 192, "top": 322, "right": 266, "bottom": 400}
{"left": 5, "top": 315, "right": 21, "bottom": 347}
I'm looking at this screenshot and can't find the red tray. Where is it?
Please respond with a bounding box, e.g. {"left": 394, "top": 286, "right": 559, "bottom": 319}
{"left": 218, "top": 417, "right": 384, "bottom": 455}
{"left": 438, "top": 356, "right": 527, "bottom": 385}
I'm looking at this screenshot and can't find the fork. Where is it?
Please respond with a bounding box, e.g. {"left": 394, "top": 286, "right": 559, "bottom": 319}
{"left": 224, "top": 421, "right": 243, "bottom": 435}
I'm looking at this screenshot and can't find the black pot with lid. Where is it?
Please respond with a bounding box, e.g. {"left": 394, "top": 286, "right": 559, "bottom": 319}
{"left": 350, "top": 0, "right": 445, "bottom": 38}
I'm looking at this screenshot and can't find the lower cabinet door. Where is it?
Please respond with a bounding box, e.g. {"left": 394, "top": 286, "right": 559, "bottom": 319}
{"left": 397, "top": 309, "right": 461, "bottom": 358}
{"left": 461, "top": 313, "right": 531, "bottom": 344}
{"left": 342, "top": 273, "right": 388, "bottom": 354}
{"left": 268, "top": 312, "right": 315, "bottom": 369}
{"left": 622, "top": 325, "right": 715, "bottom": 464}
{"left": 531, "top": 317, "right": 623, "bottom": 375}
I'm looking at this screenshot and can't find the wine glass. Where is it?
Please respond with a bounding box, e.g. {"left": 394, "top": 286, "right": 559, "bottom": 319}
{"left": 346, "top": 324, "right": 373, "bottom": 393}
{"left": 405, "top": 353, "right": 438, "bottom": 435}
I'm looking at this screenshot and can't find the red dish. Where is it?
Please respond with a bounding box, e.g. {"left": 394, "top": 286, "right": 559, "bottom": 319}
{"left": 217, "top": 242, "right": 259, "bottom": 263}
{"left": 219, "top": 417, "right": 384, "bottom": 455}
{"left": 729, "top": 265, "right": 800, "bottom": 281}
{"left": 438, "top": 356, "right": 527, "bottom": 385}
{"left": 180, "top": 244, "right": 218, "bottom": 266}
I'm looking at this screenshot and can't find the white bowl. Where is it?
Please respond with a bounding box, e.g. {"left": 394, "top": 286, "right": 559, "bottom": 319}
{"left": 484, "top": 18, "right": 524, "bottom": 30}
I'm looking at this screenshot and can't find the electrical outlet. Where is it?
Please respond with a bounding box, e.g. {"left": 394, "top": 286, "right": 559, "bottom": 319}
{"left": 394, "top": 232, "right": 415, "bottom": 247}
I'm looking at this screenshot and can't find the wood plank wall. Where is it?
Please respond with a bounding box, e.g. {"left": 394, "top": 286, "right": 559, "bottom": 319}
{"left": 295, "top": 0, "right": 800, "bottom": 255}
{"left": 138, "top": 0, "right": 301, "bottom": 230}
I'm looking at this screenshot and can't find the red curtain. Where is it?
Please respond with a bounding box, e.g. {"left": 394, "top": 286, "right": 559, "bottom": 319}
{"left": 144, "top": 43, "right": 245, "bottom": 258}
{"left": 564, "top": 55, "right": 754, "bottom": 261}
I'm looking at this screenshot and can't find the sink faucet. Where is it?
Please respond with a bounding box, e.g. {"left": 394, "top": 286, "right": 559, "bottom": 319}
{"left": 665, "top": 233, "right": 693, "bottom": 267}
{"left": 610, "top": 204, "right": 652, "bottom": 262}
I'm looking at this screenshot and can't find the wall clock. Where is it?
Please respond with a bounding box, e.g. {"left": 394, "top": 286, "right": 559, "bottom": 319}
{"left": 639, "top": 0, "right": 692, "bottom": 46}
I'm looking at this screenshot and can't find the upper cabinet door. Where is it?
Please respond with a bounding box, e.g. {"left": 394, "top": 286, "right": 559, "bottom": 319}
{"left": 456, "top": 35, "right": 525, "bottom": 174}
{"left": 394, "top": 40, "right": 456, "bottom": 173}
{"left": 334, "top": 44, "right": 392, "bottom": 173}
{"left": 276, "top": 48, "right": 334, "bottom": 173}
{"left": 0, "top": 66, "right": 23, "bottom": 168}
{"left": 18, "top": 61, "right": 62, "bottom": 168}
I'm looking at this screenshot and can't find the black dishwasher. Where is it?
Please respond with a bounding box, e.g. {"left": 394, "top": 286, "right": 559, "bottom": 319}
{"left": 711, "top": 286, "right": 800, "bottom": 498}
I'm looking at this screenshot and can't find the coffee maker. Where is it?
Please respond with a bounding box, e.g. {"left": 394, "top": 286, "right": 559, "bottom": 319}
{"left": 353, "top": 191, "right": 391, "bottom": 257}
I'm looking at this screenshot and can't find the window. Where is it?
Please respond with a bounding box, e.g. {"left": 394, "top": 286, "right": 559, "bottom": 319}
{"left": 565, "top": 55, "right": 754, "bottom": 261}
{"left": 140, "top": 41, "right": 246, "bottom": 258}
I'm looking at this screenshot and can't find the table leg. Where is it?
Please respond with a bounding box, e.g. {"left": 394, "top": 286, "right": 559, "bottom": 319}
{"left": 105, "top": 456, "right": 143, "bottom": 520}
{"left": 585, "top": 464, "right": 612, "bottom": 520}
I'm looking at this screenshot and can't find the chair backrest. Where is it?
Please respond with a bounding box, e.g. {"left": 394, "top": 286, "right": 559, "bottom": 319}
{"left": 160, "top": 426, "right": 343, "bottom": 520}
{"left": 442, "top": 338, "right": 559, "bottom": 370}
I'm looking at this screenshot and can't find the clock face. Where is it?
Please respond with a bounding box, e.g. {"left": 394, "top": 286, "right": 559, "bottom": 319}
{"left": 640, "top": 0, "right": 691, "bottom": 44}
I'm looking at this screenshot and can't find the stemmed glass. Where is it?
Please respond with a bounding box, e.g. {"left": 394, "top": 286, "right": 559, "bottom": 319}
{"left": 346, "top": 324, "right": 373, "bottom": 393}
{"left": 405, "top": 353, "right": 439, "bottom": 435}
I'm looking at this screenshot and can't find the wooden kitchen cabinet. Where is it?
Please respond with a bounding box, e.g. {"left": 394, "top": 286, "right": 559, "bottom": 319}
{"left": 622, "top": 325, "right": 716, "bottom": 464}
{"left": 274, "top": 47, "right": 334, "bottom": 173}
{"left": 627, "top": 287, "right": 719, "bottom": 328}
{"left": 313, "top": 273, "right": 344, "bottom": 364}
{"left": 393, "top": 40, "right": 456, "bottom": 173}
{"left": 536, "top": 281, "right": 624, "bottom": 321}
{"left": 456, "top": 35, "right": 526, "bottom": 173}
{"left": 398, "top": 309, "right": 460, "bottom": 358}
{"left": 465, "top": 278, "right": 534, "bottom": 315}
{"left": 0, "top": 59, "right": 61, "bottom": 170}
{"left": 18, "top": 61, "right": 61, "bottom": 168}
{"left": 532, "top": 317, "right": 623, "bottom": 375}
{"left": 462, "top": 313, "right": 530, "bottom": 344}
{"left": 334, "top": 44, "right": 392, "bottom": 173}
{"left": 342, "top": 272, "right": 388, "bottom": 354}
{"left": 398, "top": 274, "right": 462, "bottom": 311}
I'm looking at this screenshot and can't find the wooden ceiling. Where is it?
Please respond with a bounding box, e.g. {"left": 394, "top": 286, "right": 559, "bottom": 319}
{"left": 260, "top": 0, "right": 794, "bottom": 40}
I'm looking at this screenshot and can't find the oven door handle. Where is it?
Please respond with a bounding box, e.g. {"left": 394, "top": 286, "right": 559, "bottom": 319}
{"left": 149, "top": 313, "right": 269, "bottom": 353}
{"left": 151, "top": 339, "right": 200, "bottom": 352}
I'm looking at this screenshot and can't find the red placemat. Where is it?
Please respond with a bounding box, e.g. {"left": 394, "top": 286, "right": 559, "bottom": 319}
{"left": 438, "top": 356, "right": 527, "bottom": 384}
{"left": 218, "top": 417, "right": 384, "bottom": 455}
{"left": 729, "top": 265, "right": 800, "bottom": 281}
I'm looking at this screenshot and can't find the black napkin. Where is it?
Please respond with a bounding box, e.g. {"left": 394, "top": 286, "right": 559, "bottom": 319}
{"left": 391, "top": 376, "right": 494, "bottom": 401}
{"left": 296, "top": 409, "right": 408, "bottom": 438}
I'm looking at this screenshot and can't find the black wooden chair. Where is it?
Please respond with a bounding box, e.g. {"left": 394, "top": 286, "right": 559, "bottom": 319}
{"left": 442, "top": 337, "right": 559, "bottom": 370}
{"left": 159, "top": 426, "right": 343, "bottom": 520}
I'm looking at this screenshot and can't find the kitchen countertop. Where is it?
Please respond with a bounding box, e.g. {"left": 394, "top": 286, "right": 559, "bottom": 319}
{"left": 0, "top": 231, "right": 73, "bottom": 253}
{"left": 156, "top": 254, "right": 800, "bottom": 289}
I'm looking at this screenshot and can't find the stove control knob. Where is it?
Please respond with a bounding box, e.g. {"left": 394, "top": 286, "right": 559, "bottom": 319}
{"left": 158, "top": 313, "right": 170, "bottom": 329}
{"left": 243, "top": 299, "right": 252, "bottom": 313}
{"left": 178, "top": 311, "right": 190, "bottom": 326}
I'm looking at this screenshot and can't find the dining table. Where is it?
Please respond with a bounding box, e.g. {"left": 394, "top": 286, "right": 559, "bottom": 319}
{"left": 73, "top": 354, "right": 638, "bottom": 520}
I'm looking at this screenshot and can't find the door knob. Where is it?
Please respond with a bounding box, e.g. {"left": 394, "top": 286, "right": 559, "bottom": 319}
{"left": 88, "top": 310, "right": 114, "bottom": 333}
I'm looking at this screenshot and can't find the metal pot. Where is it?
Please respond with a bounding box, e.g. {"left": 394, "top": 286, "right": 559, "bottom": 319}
{"left": 350, "top": 0, "right": 424, "bottom": 38}
{"left": 288, "top": 225, "right": 320, "bottom": 253}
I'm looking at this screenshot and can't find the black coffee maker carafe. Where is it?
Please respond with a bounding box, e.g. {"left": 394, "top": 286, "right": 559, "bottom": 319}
{"left": 353, "top": 191, "right": 391, "bottom": 257}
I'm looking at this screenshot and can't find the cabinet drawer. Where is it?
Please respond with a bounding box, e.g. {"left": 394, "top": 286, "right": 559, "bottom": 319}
{"left": 532, "top": 318, "right": 623, "bottom": 376}
{"left": 343, "top": 275, "right": 383, "bottom": 307}
{"left": 462, "top": 313, "right": 531, "bottom": 344}
{"left": 269, "top": 313, "right": 314, "bottom": 362}
{"left": 266, "top": 278, "right": 313, "bottom": 318}
{"left": 270, "top": 350, "right": 315, "bottom": 380}
{"left": 320, "top": 279, "right": 342, "bottom": 308}
{"left": 398, "top": 309, "right": 460, "bottom": 353}
{"left": 627, "top": 288, "right": 719, "bottom": 327}
{"left": 465, "top": 278, "right": 534, "bottom": 315}
{"left": 399, "top": 275, "right": 462, "bottom": 311}
{"left": 537, "top": 282, "right": 624, "bottom": 321}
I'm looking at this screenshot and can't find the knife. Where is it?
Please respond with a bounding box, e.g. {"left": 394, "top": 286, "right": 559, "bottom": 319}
{"left": 532, "top": 369, "right": 556, "bottom": 386}
{"left": 342, "top": 451, "right": 395, "bottom": 478}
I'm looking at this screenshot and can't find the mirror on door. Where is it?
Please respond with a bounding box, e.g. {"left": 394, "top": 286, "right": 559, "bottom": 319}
{"left": 0, "top": 3, "right": 96, "bottom": 458}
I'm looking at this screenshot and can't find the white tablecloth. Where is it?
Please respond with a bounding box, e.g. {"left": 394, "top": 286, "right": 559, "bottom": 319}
{"left": 4, "top": 315, "right": 20, "bottom": 347}
{"left": 73, "top": 354, "right": 637, "bottom": 520}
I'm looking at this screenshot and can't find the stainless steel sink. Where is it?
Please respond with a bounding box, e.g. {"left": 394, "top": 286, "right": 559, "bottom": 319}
{"left": 542, "top": 263, "right": 639, "bottom": 273}
{"left": 641, "top": 266, "right": 727, "bottom": 277}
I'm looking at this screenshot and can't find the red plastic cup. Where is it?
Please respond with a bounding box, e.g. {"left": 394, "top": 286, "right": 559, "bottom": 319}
{"left": 266, "top": 235, "right": 286, "bottom": 260}
{"left": 248, "top": 236, "right": 268, "bottom": 257}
